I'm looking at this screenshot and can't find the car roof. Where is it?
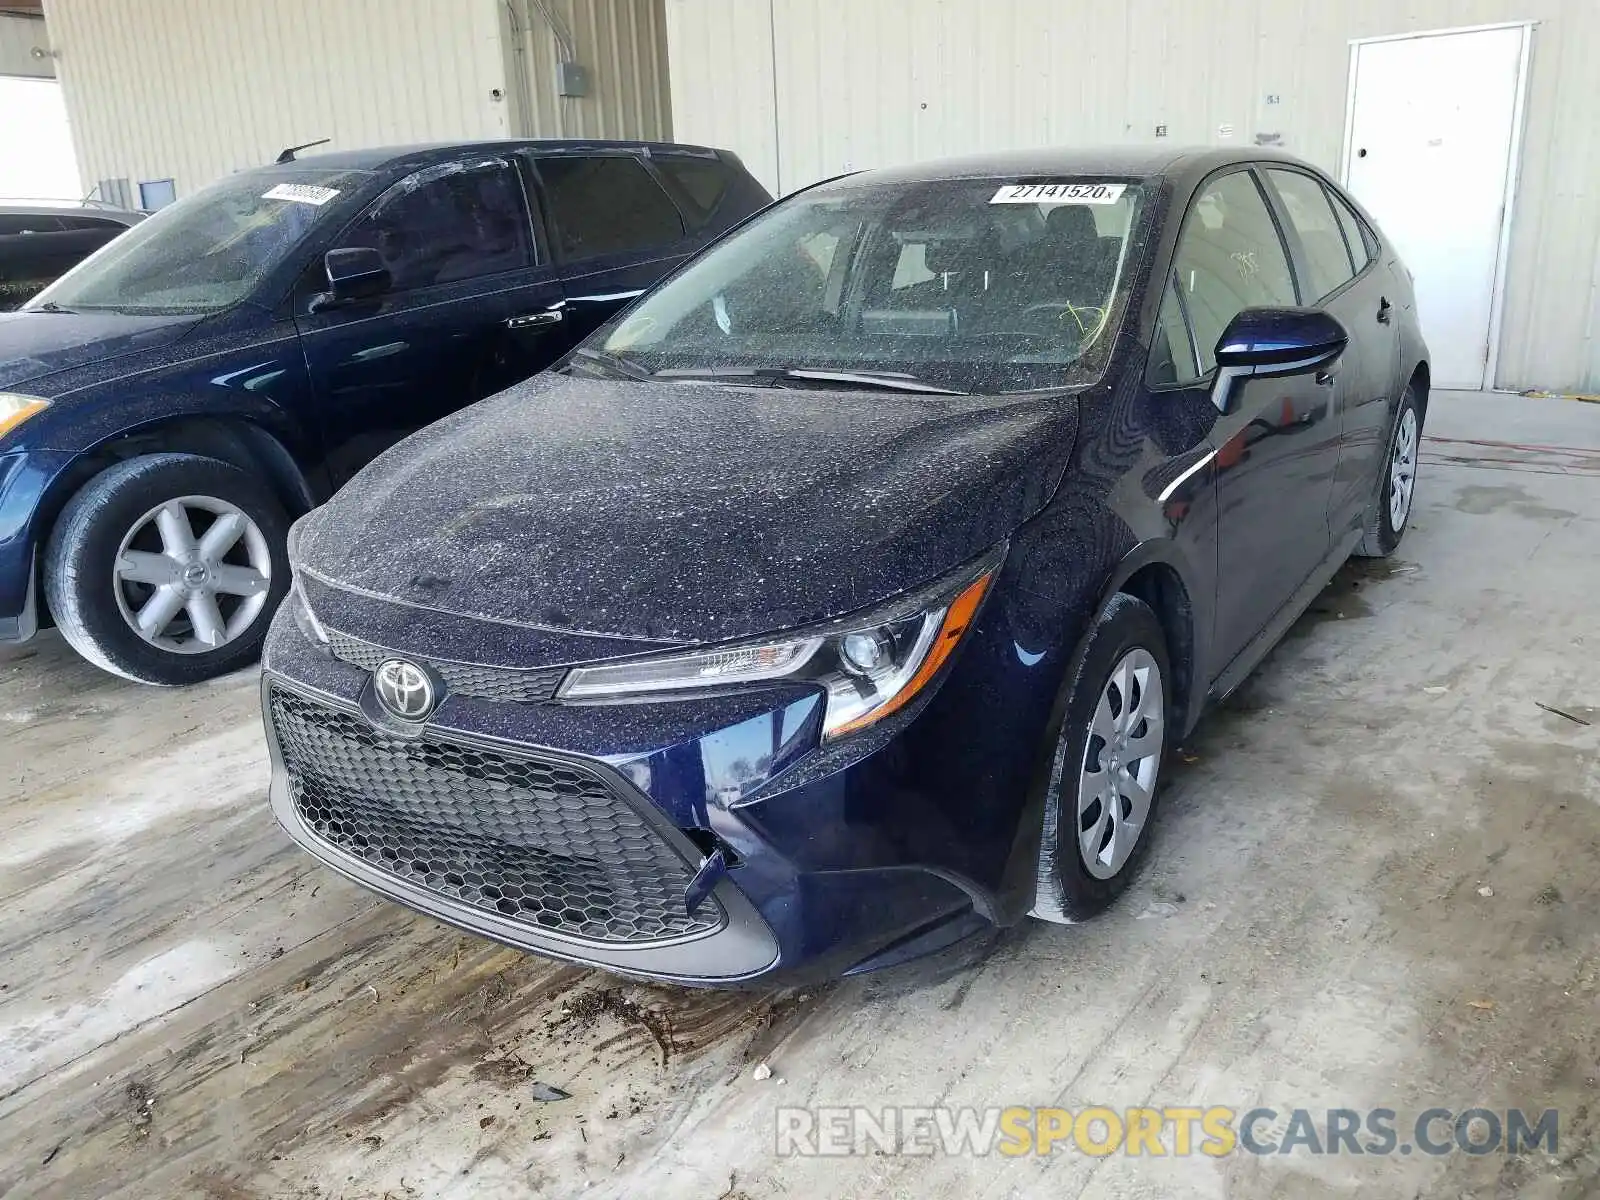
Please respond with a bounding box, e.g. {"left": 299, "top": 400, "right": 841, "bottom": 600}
{"left": 267, "top": 138, "right": 731, "bottom": 175}
{"left": 822, "top": 145, "right": 1319, "bottom": 189}
{"left": 0, "top": 200, "right": 144, "bottom": 222}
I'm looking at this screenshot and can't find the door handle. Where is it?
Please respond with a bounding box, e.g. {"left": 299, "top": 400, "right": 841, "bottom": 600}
{"left": 1377, "top": 297, "right": 1393, "bottom": 325}
{"left": 506, "top": 309, "right": 563, "bottom": 330}
{"left": 1316, "top": 370, "right": 1337, "bottom": 387}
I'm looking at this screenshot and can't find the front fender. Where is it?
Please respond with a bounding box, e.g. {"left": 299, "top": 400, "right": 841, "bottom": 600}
{"left": 0, "top": 448, "right": 76, "bottom": 634}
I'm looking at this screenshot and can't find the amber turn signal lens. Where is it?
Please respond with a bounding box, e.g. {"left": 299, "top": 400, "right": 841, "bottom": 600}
{"left": 827, "top": 568, "right": 995, "bottom": 737}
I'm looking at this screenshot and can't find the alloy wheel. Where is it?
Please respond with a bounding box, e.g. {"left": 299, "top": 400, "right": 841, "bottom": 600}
{"left": 1388, "top": 407, "right": 1419, "bottom": 531}
{"left": 1078, "top": 647, "right": 1165, "bottom": 880}
{"left": 111, "top": 495, "right": 273, "bottom": 653}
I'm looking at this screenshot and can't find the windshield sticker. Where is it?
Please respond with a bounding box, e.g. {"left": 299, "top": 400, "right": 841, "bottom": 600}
{"left": 990, "top": 182, "right": 1127, "bottom": 205}
{"left": 262, "top": 183, "right": 340, "bottom": 206}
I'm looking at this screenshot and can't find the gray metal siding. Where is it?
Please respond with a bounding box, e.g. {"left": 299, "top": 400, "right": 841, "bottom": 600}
{"left": 42, "top": 0, "right": 670, "bottom": 204}
{"left": 666, "top": 0, "right": 1600, "bottom": 392}
{"left": 43, "top": 0, "right": 513, "bottom": 200}
{"left": 502, "top": 0, "right": 672, "bottom": 141}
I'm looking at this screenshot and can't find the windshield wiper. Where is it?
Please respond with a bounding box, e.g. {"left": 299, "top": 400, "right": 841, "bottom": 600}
{"left": 651, "top": 367, "right": 780, "bottom": 387}
{"left": 654, "top": 366, "right": 965, "bottom": 394}
{"left": 30, "top": 301, "right": 76, "bottom": 314}
{"left": 566, "top": 346, "right": 654, "bottom": 382}
{"left": 774, "top": 369, "right": 967, "bottom": 395}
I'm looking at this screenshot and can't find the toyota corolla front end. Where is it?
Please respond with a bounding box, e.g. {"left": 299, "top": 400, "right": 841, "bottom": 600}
{"left": 262, "top": 155, "right": 1174, "bottom": 984}
{"left": 263, "top": 518, "right": 1063, "bottom": 984}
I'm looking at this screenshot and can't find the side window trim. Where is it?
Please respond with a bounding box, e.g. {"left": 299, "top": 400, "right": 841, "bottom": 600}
{"left": 1147, "top": 269, "right": 1205, "bottom": 390}
{"left": 506, "top": 155, "right": 547, "bottom": 268}
{"left": 1317, "top": 179, "right": 1363, "bottom": 276}
{"left": 1244, "top": 164, "right": 1306, "bottom": 306}
{"left": 1324, "top": 181, "right": 1378, "bottom": 277}
{"left": 1171, "top": 269, "right": 1203, "bottom": 381}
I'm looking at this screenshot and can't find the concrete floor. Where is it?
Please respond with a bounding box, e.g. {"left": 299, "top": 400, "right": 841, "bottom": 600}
{"left": 1, "top": 390, "right": 1596, "bottom": 1199}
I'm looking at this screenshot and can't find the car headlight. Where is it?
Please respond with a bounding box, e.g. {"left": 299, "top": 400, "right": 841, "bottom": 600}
{"left": 557, "top": 547, "right": 1003, "bottom": 740}
{"left": 290, "top": 577, "right": 331, "bottom": 645}
{"left": 0, "top": 394, "right": 50, "bottom": 439}
{"left": 285, "top": 515, "right": 330, "bottom": 645}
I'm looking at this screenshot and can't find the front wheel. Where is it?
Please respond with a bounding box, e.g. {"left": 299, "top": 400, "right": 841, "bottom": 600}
{"left": 43, "top": 453, "right": 291, "bottom": 685}
{"left": 1031, "top": 593, "right": 1172, "bottom": 923}
{"left": 1356, "top": 386, "right": 1421, "bottom": 558}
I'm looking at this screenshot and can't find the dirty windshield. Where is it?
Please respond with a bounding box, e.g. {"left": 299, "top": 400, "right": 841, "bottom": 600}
{"left": 592, "top": 177, "right": 1148, "bottom": 393}
{"left": 27, "top": 168, "right": 370, "bottom": 314}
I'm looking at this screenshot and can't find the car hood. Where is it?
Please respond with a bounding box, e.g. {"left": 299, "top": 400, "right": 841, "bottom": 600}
{"left": 0, "top": 309, "right": 202, "bottom": 392}
{"left": 297, "top": 371, "right": 1080, "bottom": 644}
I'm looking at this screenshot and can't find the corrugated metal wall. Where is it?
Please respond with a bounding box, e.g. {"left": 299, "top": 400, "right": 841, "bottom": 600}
{"left": 43, "top": 0, "right": 511, "bottom": 199}
{"left": 502, "top": 0, "right": 672, "bottom": 141}
{"left": 41, "top": 0, "right": 670, "bottom": 205}
{"left": 665, "top": 0, "right": 1600, "bottom": 392}
{"left": 0, "top": 12, "right": 53, "bottom": 77}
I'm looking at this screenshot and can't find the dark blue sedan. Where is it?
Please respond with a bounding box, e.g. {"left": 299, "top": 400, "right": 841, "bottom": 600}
{"left": 265, "top": 147, "right": 1428, "bottom": 985}
{"left": 0, "top": 139, "right": 769, "bottom": 683}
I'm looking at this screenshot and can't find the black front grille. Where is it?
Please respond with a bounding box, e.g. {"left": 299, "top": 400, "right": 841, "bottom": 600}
{"left": 270, "top": 688, "right": 723, "bottom": 944}
{"left": 326, "top": 630, "right": 567, "bottom": 703}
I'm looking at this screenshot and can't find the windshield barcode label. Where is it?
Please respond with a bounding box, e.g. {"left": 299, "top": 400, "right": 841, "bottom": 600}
{"left": 990, "top": 183, "right": 1127, "bottom": 205}
{"left": 262, "top": 183, "right": 340, "bottom": 206}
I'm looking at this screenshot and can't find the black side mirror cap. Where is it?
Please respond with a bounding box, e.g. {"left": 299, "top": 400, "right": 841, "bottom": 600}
{"left": 318, "top": 246, "right": 391, "bottom": 308}
{"left": 1210, "top": 307, "right": 1349, "bottom": 413}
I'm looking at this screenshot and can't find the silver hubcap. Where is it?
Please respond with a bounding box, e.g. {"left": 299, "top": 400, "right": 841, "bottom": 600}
{"left": 112, "top": 496, "right": 272, "bottom": 654}
{"left": 1078, "top": 648, "right": 1165, "bottom": 879}
{"left": 1388, "top": 407, "right": 1418, "bottom": 531}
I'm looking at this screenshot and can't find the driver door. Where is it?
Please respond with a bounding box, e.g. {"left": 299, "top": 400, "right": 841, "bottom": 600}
{"left": 1155, "top": 167, "right": 1342, "bottom": 678}
{"left": 294, "top": 157, "right": 568, "bottom": 485}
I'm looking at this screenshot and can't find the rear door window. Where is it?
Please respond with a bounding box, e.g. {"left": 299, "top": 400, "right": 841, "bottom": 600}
{"left": 1265, "top": 168, "right": 1357, "bottom": 301}
{"left": 536, "top": 155, "right": 685, "bottom": 261}
{"left": 1171, "top": 169, "right": 1299, "bottom": 374}
{"left": 339, "top": 160, "right": 533, "bottom": 292}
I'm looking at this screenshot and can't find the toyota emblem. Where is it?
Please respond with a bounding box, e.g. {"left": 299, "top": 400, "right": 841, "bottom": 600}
{"left": 373, "top": 658, "right": 437, "bottom": 721}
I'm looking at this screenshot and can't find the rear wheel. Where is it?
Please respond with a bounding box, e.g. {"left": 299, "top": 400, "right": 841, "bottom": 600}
{"left": 44, "top": 453, "right": 291, "bottom": 685}
{"left": 1031, "top": 593, "right": 1171, "bottom": 923}
{"left": 1356, "top": 385, "right": 1421, "bottom": 558}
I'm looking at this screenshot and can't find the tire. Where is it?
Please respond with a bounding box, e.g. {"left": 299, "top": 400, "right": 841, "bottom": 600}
{"left": 1031, "top": 593, "right": 1172, "bottom": 923}
{"left": 1355, "top": 384, "right": 1421, "bottom": 558}
{"left": 43, "top": 453, "right": 291, "bottom": 685}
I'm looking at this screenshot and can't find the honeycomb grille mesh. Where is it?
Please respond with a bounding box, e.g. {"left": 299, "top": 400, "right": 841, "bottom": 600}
{"left": 270, "top": 688, "right": 723, "bottom": 944}
{"left": 326, "top": 631, "right": 567, "bottom": 703}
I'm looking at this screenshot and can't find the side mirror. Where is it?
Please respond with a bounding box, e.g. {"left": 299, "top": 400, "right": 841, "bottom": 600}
{"left": 321, "top": 247, "right": 390, "bottom": 306}
{"left": 1215, "top": 307, "right": 1348, "bottom": 373}
{"left": 1210, "top": 307, "right": 1348, "bottom": 413}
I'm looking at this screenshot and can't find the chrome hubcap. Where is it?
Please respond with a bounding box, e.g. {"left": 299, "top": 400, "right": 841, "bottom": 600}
{"left": 1389, "top": 407, "right": 1418, "bottom": 531}
{"left": 1078, "top": 648, "right": 1165, "bottom": 879}
{"left": 112, "top": 496, "right": 272, "bottom": 654}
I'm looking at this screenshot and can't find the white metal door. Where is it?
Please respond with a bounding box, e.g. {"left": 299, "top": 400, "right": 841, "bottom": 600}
{"left": 1344, "top": 25, "right": 1530, "bottom": 390}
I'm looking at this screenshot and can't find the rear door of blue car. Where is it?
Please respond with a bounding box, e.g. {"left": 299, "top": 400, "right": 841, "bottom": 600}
{"left": 525, "top": 149, "right": 719, "bottom": 343}
{"left": 293, "top": 154, "right": 570, "bottom": 485}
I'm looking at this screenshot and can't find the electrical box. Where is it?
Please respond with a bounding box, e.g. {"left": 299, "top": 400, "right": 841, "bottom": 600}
{"left": 557, "top": 61, "right": 590, "bottom": 98}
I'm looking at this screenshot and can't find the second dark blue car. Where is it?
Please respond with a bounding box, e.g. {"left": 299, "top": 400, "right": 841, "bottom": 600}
{"left": 0, "top": 139, "right": 769, "bottom": 683}
{"left": 265, "top": 147, "right": 1428, "bottom": 984}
